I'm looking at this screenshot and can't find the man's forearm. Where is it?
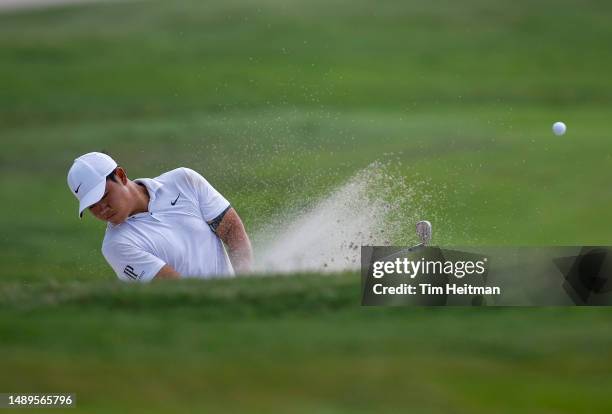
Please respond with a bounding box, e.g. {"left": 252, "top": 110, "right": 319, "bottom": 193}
{"left": 215, "top": 208, "right": 253, "bottom": 273}
{"left": 227, "top": 238, "right": 253, "bottom": 273}
{"left": 153, "top": 264, "right": 181, "bottom": 280}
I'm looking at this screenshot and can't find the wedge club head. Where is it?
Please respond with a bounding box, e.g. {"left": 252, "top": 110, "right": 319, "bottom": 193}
{"left": 416, "top": 220, "right": 432, "bottom": 246}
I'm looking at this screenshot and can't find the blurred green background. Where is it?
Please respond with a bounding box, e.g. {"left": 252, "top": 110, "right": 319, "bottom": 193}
{"left": 1, "top": 0, "right": 611, "bottom": 412}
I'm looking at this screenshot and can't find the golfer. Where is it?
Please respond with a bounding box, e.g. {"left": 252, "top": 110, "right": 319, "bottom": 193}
{"left": 67, "top": 152, "right": 252, "bottom": 282}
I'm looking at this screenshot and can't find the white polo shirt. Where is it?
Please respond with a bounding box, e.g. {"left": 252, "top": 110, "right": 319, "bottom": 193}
{"left": 102, "top": 168, "right": 234, "bottom": 282}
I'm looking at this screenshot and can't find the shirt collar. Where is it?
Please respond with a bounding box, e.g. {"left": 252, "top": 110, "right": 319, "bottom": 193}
{"left": 128, "top": 178, "right": 164, "bottom": 220}
{"left": 135, "top": 178, "right": 163, "bottom": 200}
{"left": 107, "top": 178, "right": 164, "bottom": 229}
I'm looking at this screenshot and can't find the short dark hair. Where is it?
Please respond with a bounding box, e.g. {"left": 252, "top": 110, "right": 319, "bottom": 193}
{"left": 106, "top": 168, "right": 118, "bottom": 182}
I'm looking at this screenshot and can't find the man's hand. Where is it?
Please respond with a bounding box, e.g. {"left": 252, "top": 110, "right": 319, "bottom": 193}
{"left": 214, "top": 208, "right": 253, "bottom": 273}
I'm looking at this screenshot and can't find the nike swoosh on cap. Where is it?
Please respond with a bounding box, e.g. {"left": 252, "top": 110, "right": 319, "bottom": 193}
{"left": 74, "top": 183, "right": 82, "bottom": 193}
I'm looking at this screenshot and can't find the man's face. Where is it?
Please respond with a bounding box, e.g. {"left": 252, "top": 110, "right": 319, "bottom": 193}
{"left": 88, "top": 177, "right": 131, "bottom": 225}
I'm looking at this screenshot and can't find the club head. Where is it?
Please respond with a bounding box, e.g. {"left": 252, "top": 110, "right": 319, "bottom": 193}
{"left": 416, "top": 220, "right": 432, "bottom": 245}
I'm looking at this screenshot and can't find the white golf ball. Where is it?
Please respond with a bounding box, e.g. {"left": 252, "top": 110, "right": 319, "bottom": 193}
{"left": 552, "top": 121, "right": 566, "bottom": 136}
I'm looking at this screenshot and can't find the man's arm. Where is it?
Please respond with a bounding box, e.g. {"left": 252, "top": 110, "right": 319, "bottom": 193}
{"left": 153, "top": 264, "right": 181, "bottom": 280}
{"left": 213, "top": 208, "right": 253, "bottom": 273}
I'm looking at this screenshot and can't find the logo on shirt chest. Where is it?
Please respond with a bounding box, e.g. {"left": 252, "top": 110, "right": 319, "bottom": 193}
{"left": 171, "top": 193, "right": 181, "bottom": 206}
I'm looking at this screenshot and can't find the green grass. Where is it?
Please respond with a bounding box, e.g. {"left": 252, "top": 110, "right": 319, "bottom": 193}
{"left": 2, "top": 275, "right": 612, "bottom": 413}
{"left": 1, "top": 0, "right": 612, "bottom": 412}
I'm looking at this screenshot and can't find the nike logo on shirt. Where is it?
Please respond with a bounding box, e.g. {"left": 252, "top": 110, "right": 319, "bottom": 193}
{"left": 171, "top": 193, "right": 180, "bottom": 205}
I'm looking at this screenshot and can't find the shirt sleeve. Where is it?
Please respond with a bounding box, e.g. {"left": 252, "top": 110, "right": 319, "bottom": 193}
{"left": 102, "top": 241, "right": 166, "bottom": 283}
{"left": 182, "top": 168, "right": 231, "bottom": 222}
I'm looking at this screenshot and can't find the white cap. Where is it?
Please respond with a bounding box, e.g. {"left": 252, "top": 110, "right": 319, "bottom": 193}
{"left": 67, "top": 152, "right": 118, "bottom": 218}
